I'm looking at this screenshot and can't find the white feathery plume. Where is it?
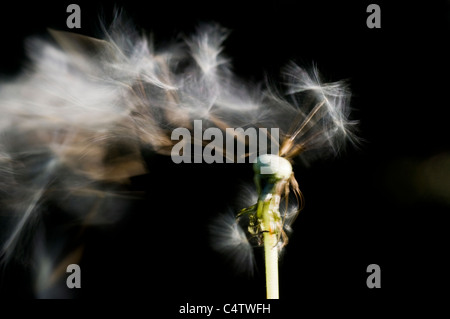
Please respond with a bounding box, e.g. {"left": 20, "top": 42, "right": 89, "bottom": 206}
{"left": 186, "top": 24, "right": 229, "bottom": 77}
{"left": 281, "top": 63, "right": 357, "bottom": 157}
{"left": 209, "top": 212, "right": 255, "bottom": 276}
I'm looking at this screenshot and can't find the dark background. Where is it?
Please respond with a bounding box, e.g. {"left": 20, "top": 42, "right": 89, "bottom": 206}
{"left": 0, "top": 0, "right": 448, "bottom": 313}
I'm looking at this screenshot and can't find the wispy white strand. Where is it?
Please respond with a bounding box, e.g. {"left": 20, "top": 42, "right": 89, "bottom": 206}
{"left": 283, "top": 63, "right": 358, "bottom": 153}
{"left": 209, "top": 212, "right": 255, "bottom": 276}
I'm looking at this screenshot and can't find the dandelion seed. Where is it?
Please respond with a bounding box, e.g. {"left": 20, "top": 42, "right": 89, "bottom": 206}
{"left": 209, "top": 212, "right": 255, "bottom": 276}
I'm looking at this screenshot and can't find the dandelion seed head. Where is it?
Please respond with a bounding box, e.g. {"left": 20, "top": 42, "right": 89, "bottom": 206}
{"left": 0, "top": 12, "right": 358, "bottom": 287}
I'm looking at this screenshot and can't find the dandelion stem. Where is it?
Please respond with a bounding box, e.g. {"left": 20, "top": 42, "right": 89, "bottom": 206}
{"left": 264, "top": 231, "right": 279, "bottom": 299}
{"left": 254, "top": 154, "right": 292, "bottom": 299}
{"left": 261, "top": 198, "right": 279, "bottom": 299}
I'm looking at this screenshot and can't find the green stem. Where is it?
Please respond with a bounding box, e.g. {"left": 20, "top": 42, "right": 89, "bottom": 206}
{"left": 253, "top": 154, "right": 292, "bottom": 300}
{"left": 259, "top": 196, "right": 279, "bottom": 299}
{"left": 264, "top": 230, "right": 279, "bottom": 299}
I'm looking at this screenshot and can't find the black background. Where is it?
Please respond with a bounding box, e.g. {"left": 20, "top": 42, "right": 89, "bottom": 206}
{"left": 0, "top": 0, "right": 448, "bottom": 314}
